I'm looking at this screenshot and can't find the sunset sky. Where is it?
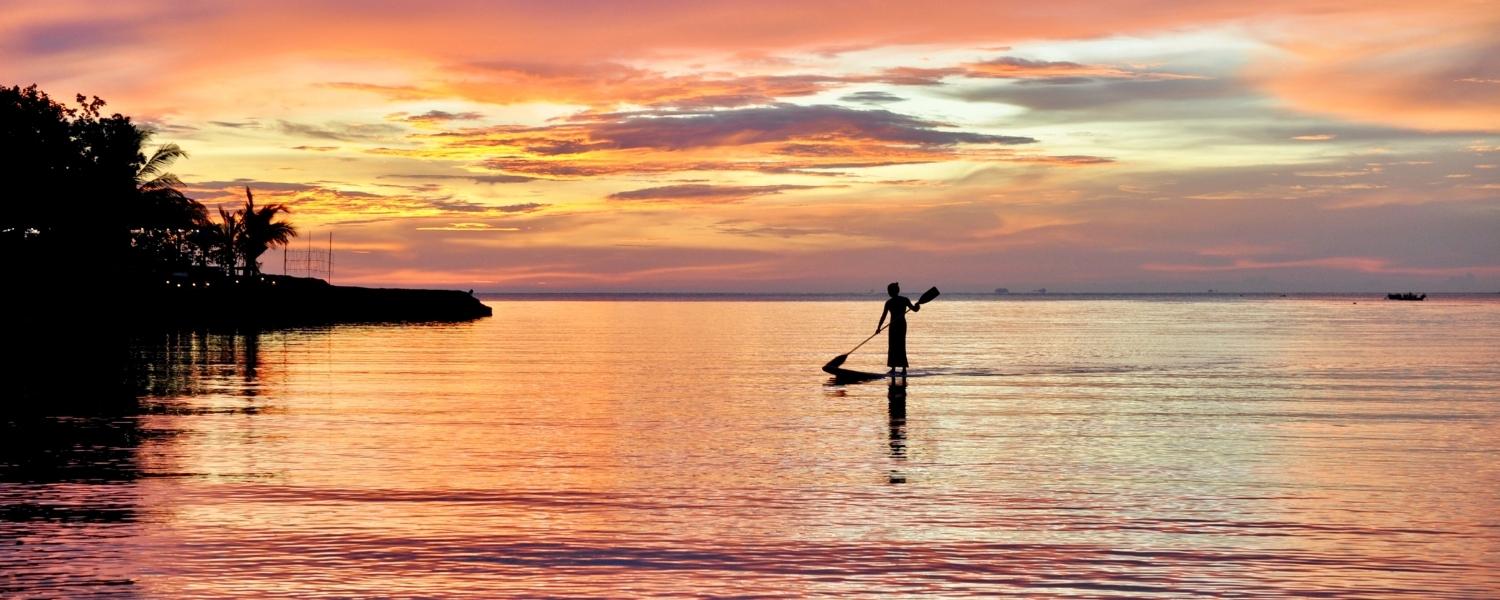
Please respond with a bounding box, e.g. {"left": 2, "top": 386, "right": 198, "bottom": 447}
{"left": 5, "top": 1, "right": 1496, "bottom": 291}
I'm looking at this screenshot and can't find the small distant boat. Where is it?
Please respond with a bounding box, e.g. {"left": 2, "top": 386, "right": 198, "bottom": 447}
{"left": 1387, "top": 292, "right": 1426, "bottom": 301}
{"left": 994, "top": 287, "right": 1009, "bottom": 294}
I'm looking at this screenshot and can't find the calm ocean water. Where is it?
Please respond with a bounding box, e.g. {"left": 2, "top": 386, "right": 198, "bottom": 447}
{"left": 3, "top": 295, "right": 1499, "bottom": 597}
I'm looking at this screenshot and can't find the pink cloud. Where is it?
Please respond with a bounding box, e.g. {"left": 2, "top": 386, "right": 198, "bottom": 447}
{"left": 1143, "top": 257, "right": 1500, "bottom": 277}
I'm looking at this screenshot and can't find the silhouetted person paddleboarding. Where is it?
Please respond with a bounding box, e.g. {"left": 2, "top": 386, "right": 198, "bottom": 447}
{"left": 878, "top": 282, "right": 918, "bottom": 382}
{"left": 822, "top": 285, "right": 938, "bottom": 383}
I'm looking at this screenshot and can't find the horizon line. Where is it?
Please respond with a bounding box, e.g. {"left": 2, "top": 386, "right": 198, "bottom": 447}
{"left": 465, "top": 290, "right": 1497, "bottom": 296}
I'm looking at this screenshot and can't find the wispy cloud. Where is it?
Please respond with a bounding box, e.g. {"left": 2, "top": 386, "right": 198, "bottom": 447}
{"left": 714, "top": 220, "right": 834, "bottom": 238}
{"left": 879, "top": 56, "right": 1203, "bottom": 86}
{"left": 278, "top": 120, "right": 404, "bottom": 142}
{"left": 381, "top": 173, "right": 537, "bottom": 184}
{"left": 391, "top": 110, "right": 485, "bottom": 123}
{"left": 609, "top": 184, "right": 817, "bottom": 204}
{"left": 187, "top": 179, "right": 546, "bottom": 223}
{"left": 209, "top": 120, "right": 260, "bottom": 129}
{"left": 415, "top": 222, "right": 521, "bottom": 232}
{"left": 840, "top": 91, "right": 906, "bottom": 104}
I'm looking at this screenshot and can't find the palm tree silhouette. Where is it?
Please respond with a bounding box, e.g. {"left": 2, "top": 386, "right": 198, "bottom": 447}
{"left": 206, "top": 205, "right": 242, "bottom": 275}
{"left": 131, "top": 142, "right": 207, "bottom": 269}
{"left": 234, "top": 187, "right": 296, "bottom": 277}
{"left": 136, "top": 143, "right": 188, "bottom": 198}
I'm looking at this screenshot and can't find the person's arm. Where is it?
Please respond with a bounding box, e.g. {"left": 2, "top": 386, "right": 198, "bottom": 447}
{"left": 908, "top": 298, "right": 920, "bottom": 312}
{"left": 877, "top": 303, "right": 889, "bottom": 333}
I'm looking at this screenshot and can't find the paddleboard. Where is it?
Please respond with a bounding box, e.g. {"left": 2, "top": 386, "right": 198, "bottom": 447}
{"left": 822, "top": 366, "right": 889, "bottom": 385}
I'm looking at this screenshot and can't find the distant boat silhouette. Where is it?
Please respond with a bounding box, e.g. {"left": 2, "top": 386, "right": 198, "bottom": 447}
{"left": 1034, "top": 288, "right": 1047, "bottom": 294}
{"left": 994, "top": 287, "right": 1009, "bottom": 294}
{"left": 1387, "top": 292, "right": 1426, "bottom": 301}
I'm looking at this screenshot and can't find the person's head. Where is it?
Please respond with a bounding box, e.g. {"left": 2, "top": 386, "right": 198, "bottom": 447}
{"left": 888, "top": 282, "right": 900, "bottom": 297}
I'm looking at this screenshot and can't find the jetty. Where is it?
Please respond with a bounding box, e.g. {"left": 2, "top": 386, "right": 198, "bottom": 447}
{"left": 129, "top": 274, "right": 492, "bottom": 324}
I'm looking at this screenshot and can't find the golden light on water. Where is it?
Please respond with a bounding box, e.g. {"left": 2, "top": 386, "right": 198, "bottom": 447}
{"left": 7, "top": 298, "right": 1497, "bottom": 595}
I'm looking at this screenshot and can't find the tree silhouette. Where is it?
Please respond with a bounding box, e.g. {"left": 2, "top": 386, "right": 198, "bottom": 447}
{"left": 2, "top": 84, "right": 207, "bottom": 279}
{"left": 234, "top": 187, "right": 296, "bottom": 276}
{"left": 206, "top": 206, "right": 242, "bottom": 276}
{"left": 130, "top": 142, "right": 207, "bottom": 271}
{"left": 4, "top": 84, "right": 306, "bottom": 285}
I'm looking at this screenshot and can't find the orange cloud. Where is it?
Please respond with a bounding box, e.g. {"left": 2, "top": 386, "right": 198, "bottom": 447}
{"left": 414, "top": 223, "right": 521, "bottom": 232}
{"left": 187, "top": 180, "right": 546, "bottom": 225}
{"left": 1249, "top": 9, "right": 1499, "bottom": 131}
{"left": 608, "top": 184, "right": 819, "bottom": 204}
{"left": 332, "top": 68, "right": 851, "bottom": 110}
{"left": 327, "top": 55, "right": 1203, "bottom": 112}
{"left": 388, "top": 104, "right": 1033, "bottom": 179}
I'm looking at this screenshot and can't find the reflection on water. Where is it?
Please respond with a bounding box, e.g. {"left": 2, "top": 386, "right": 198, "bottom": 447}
{"left": 3, "top": 297, "right": 1499, "bottom": 597}
{"left": 126, "top": 328, "right": 269, "bottom": 401}
{"left": 2, "top": 328, "right": 270, "bottom": 596}
{"left": 888, "top": 384, "right": 907, "bottom": 485}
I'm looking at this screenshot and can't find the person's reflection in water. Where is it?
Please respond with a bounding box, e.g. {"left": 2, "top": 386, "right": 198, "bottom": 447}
{"left": 887, "top": 383, "right": 907, "bottom": 484}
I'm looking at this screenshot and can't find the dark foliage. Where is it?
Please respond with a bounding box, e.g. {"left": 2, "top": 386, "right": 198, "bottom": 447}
{"left": 1, "top": 84, "right": 207, "bottom": 282}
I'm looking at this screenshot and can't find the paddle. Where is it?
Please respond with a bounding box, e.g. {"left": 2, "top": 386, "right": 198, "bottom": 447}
{"left": 823, "top": 286, "right": 940, "bottom": 373}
